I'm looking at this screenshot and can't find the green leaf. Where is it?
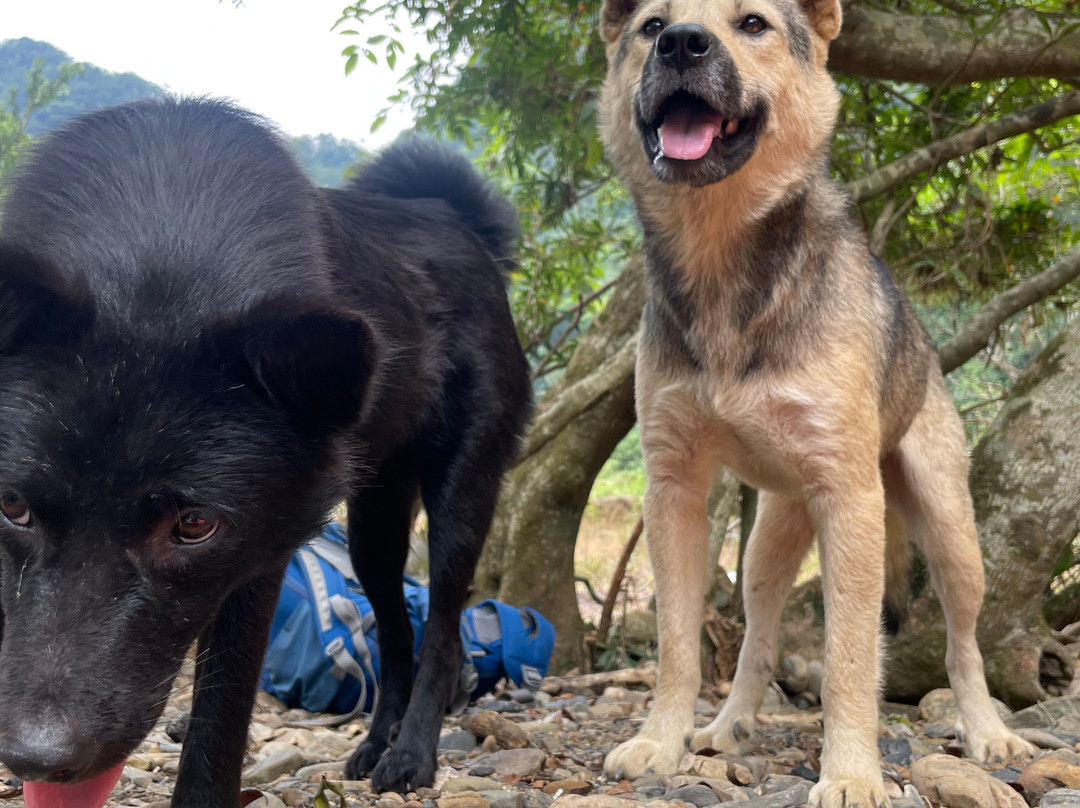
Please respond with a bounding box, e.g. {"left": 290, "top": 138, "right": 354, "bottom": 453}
{"left": 345, "top": 52, "right": 359, "bottom": 75}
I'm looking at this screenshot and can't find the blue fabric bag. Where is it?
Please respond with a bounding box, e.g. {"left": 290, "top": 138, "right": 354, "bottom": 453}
{"left": 259, "top": 524, "right": 555, "bottom": 723}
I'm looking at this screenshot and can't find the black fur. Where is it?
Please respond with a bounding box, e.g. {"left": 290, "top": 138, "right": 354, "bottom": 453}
{"left": 0, "top": 98, "right": 532, "bottom": 805}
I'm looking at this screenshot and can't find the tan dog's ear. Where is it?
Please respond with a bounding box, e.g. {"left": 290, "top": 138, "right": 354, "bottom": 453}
{"left": 601, "top": 0, "right": 640, "bottom": 43}
{"left": 798, "top": 0, "right": 842, "bottom": 42}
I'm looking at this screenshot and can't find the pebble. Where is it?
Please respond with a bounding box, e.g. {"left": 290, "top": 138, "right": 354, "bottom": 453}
{"left": 20, "top": 655, "right": 1080, "bottom": 808}
{"left": 663, "top": 784, "right": 721, "bottom": 806}
{"left": 242, "top": 747, "right": 307, "bottom": 786}
{"left": 468, "top": 748, "right": 546, "bottom": 777}
{"left": 737, "top": 782, "right": 811, "bottom": 807}
{"left": 460, "top": 711, "right": 529, "bottom": 749}
{"left": 443, "top": 776, "right": 507, "bottom": 794}
{"left": 440, "top": 730, "right": 480, "bottom": 753}
{"left": 1019, "top": 752, "right": 1080, "bottom": 801}
{"left": 541, "top": 778, "right": 592, "bottom": 796}
{"left": 436, "top": 794, "right": 492, "bottom": 808}
{"left": 1043, "top": 789, "right": 1080, "bottom": 807}
{"left": 911, "top": 752, "right": 1026, "bottom": 807}
{"left": 477, "top": 790, "right": 524, "bottom": 808}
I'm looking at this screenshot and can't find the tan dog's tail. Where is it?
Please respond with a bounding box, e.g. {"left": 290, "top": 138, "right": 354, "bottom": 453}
{"left": 882, "top": 507, "right": 910, "bottom": 635}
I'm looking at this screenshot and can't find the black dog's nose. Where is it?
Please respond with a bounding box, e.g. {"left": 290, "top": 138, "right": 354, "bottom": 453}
{"left": 0, "top": 725, "right": 96, "bottom": 782}
{"left": 656, "top": 24, "right": 715, "bottom": 71}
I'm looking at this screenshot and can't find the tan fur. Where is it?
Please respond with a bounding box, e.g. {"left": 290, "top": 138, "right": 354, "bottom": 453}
{"left": 597, "top": 0, "right": 1034, "bottom": 804}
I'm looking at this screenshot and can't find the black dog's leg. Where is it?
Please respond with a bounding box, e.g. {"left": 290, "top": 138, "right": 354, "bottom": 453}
{"left": 171, "top": 569, "right": 284, "bottom": 808}
{"left": 368, "top": 437, "right": 504, "bottom": 792}
{"left": 345, "top": 451, "right": 420, "bottom": 780}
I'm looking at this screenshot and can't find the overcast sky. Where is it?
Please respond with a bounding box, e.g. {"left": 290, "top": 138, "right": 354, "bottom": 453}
{"left": 2, "top": 0, "right": 422, "bottom": 146}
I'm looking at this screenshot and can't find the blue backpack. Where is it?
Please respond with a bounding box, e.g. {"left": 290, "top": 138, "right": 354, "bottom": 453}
{"left": 260, "top": 523, "right": 555, "bottom": 723}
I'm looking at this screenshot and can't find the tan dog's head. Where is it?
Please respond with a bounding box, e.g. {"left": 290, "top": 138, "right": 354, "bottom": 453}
{"left": 599, "top": 0, "right": 841, "bottom": 191}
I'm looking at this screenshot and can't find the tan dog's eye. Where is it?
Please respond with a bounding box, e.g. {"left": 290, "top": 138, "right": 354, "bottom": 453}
{"left": 739, "top": 14, "right": 768, "bottom": 35}
{"left": 642, "top": 17, "right": 664, "bottom": 37}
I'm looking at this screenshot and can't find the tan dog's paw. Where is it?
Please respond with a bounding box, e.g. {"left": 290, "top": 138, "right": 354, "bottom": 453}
{"left": 689, "top": 714, "right": 753, "bottom": 754}
{"left": 809, "top": 775, "right": 890, "bottom": 808}
{"left": 604, "top": 735, "right": 685, "bottom": 780}
{"left": 966, "top": 729, "right": 1036, "bottom": 767}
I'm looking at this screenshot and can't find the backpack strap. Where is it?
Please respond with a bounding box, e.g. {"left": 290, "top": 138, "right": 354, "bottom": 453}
{"left": 284, "top": 550, "right": 376, "bottom": 728}
{"left": 307, "top": 531, "right": 360, "bottom": 583}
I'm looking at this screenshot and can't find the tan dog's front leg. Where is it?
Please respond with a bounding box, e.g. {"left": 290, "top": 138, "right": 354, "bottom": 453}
{"left": 603, "top": 462, "right": 712, "bottom": 779}
{"left": 808, "top": 476, "right": 890, "bottom": 808}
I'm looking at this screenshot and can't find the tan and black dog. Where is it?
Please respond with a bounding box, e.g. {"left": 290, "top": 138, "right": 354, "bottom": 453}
{"left": 597, "top": 0, "right": 1033, "bottom": 804}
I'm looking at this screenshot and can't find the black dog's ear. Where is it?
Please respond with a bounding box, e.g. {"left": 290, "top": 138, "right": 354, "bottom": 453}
{"left": 215, "top": 304, "right": 379, "bottom": 434}
{"left": 601, "top": 0, "right": 640, "bottom": 43}
{"left": 0, "top": 244, "right": 93, "bottom": 354}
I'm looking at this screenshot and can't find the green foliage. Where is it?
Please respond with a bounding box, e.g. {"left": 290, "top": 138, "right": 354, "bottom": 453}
{"left": 591, "top": 426, "right": 646, "bottom": 499}
{"left": 288, "top": 133, "right": 367, "bottom": 187}
{"left": 335, "top": 0, "right": 637, "bottom": 374}
{"left": 335, "top": 0, "right": 1078, "bottom": 418}
{"left": 0, "top": 55, "right": 82, "bottom": 192}
{"left": 0, "top": 39, "right": 160, "bottom": 136}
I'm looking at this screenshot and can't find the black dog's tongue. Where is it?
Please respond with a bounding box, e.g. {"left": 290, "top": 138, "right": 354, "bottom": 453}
{"left": 22, "top": 762, "right": 125, "bottom": 808}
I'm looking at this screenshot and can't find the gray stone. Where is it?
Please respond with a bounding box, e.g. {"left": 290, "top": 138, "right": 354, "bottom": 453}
{"left": 1014, "top": 727, "right": 1073, "bottom": 750}
{"left": 247, "top": 796, "right": 289, "bottom": 808}
{"left": 1008, "top": 696, "right": 1080, "bottom": 729}
{"left": 878, "top": 737, "right": 913, "bottom": 766}
{"left": 294, "top": 759, "right": 349, "bottom": 780}
{"left": 759, "top": 774, "right": 810, "bottom": 793}
{"left": 443, "top": 777, "right": 506, "bottom": 794}
{"left": 631, "top": 775, "right": 668, "bottom": 799}
{"left": 440, "top": 730, "right": 479, "bottom": 753}
{"left": 663, "top": 784, "right": 721, "bottom": 806}
{"left": 242, "top": 747, "right": 306, "bottom": 785}
{"left": 476, "top": 791, "right": 524, "bottom": 808}
{"left": 468, "top": 748, "right": 546, "bottom": 777}
{"left": 521, "top": 790, "right": 554, "bottom": 808}
{"left": 505, "top": 689, "right": 536, "bottom": 704}
{"left": 738, "top": 783, "right": 811, "bottom": 807}
{"left": 1043, "top": 789, "right": 1080, "bottom": 807}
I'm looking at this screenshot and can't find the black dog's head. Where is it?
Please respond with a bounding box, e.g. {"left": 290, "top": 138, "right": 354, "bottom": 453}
{"left": 0, "top": 99, "right": 376, "bottom": 788}
{"left": 598, "top": 0, "right": 843, "bottom": 189}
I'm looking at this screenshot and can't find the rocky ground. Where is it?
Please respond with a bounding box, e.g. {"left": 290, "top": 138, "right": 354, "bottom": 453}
{"left": 5, "top": 661, "right": 1080, "bottom": 808}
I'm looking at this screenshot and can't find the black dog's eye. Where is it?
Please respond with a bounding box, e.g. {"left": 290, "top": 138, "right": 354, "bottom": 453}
{"left": 642, "top": 17, "right": 664, "bottom": 37}
{"left": 739, "top": 14, "right": 768, "bottom": 35}
{"left": 0, "top": 492, "right": 31, "bottom": 527}
{"left": 174, "top": 508, "right": 221, "bottom": 544}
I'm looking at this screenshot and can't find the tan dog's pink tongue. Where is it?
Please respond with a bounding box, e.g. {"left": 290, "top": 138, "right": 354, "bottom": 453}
{"left": 659, "top": 107, "right": 723, "bottom": 160}
{"left": 22, "top": 762, "right": 125, "bottom": 808}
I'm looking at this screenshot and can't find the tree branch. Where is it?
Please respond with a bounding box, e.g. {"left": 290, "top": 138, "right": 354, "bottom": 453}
{"left": 938, "top": 246, "right": 1080, "bottom": 374}
{"left": 517, "top": 332, "right": 639, "bottom": 463}
{"left": 846, "top": 90, "right": 1080, "bottom": 204}
{"left": 831, "top": 3, "right": 1080, "bottom": 85}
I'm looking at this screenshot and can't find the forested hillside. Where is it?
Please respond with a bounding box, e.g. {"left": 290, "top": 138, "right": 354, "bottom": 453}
{"left": 0, "top": 38, "right": 365, "bottom": 186}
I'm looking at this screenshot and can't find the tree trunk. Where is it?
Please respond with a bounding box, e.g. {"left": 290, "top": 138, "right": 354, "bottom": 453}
{"left": 779, "top": 319, "right": 1080, "bottom": 705}
{"left": 474, "top": 255, "right": 645, "bottom": 671}
{"left": 885, "top": 318, "right": 1080, "bottom": 706}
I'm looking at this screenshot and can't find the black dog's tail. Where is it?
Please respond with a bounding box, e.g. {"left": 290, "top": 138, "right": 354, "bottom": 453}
{"left": 355, "top": 140, "right": 519, "bottom": 269}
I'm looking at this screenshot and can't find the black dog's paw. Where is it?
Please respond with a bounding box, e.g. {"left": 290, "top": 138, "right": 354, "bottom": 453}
{"left": 346, "top": 738, "right": 388, "bottom": 779}
{"left": 370, "top": 744, "right": 437, "bottom": 793}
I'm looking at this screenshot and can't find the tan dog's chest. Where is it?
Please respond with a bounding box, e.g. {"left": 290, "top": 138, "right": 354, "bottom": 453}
{"left": 638, "top": 359, "right": 857, "bottom": 497}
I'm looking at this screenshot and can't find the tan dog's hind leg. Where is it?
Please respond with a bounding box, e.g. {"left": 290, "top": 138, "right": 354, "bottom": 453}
{"left": 604, "top": 422, "right": 713, "bottom": 779}
{"left": 693, "top": 493, "right": 813, "bottom": 753}
{"left": 892, "top": 375, "right": 1035, "bottom": 766}
{"left": 808, "top": 466, "right": 891, "bottom": 808}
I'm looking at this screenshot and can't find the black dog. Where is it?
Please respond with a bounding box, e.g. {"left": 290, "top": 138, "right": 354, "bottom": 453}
{"left": 0, "top": 98, "right": 531, "bottom": 807}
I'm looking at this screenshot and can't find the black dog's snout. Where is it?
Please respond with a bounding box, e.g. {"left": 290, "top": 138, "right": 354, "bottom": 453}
{"left": 0, "top": 724, "right": 96, "bottom": 782}
{"left": 656, "top": 24, "right": 716, "bottom": 71}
